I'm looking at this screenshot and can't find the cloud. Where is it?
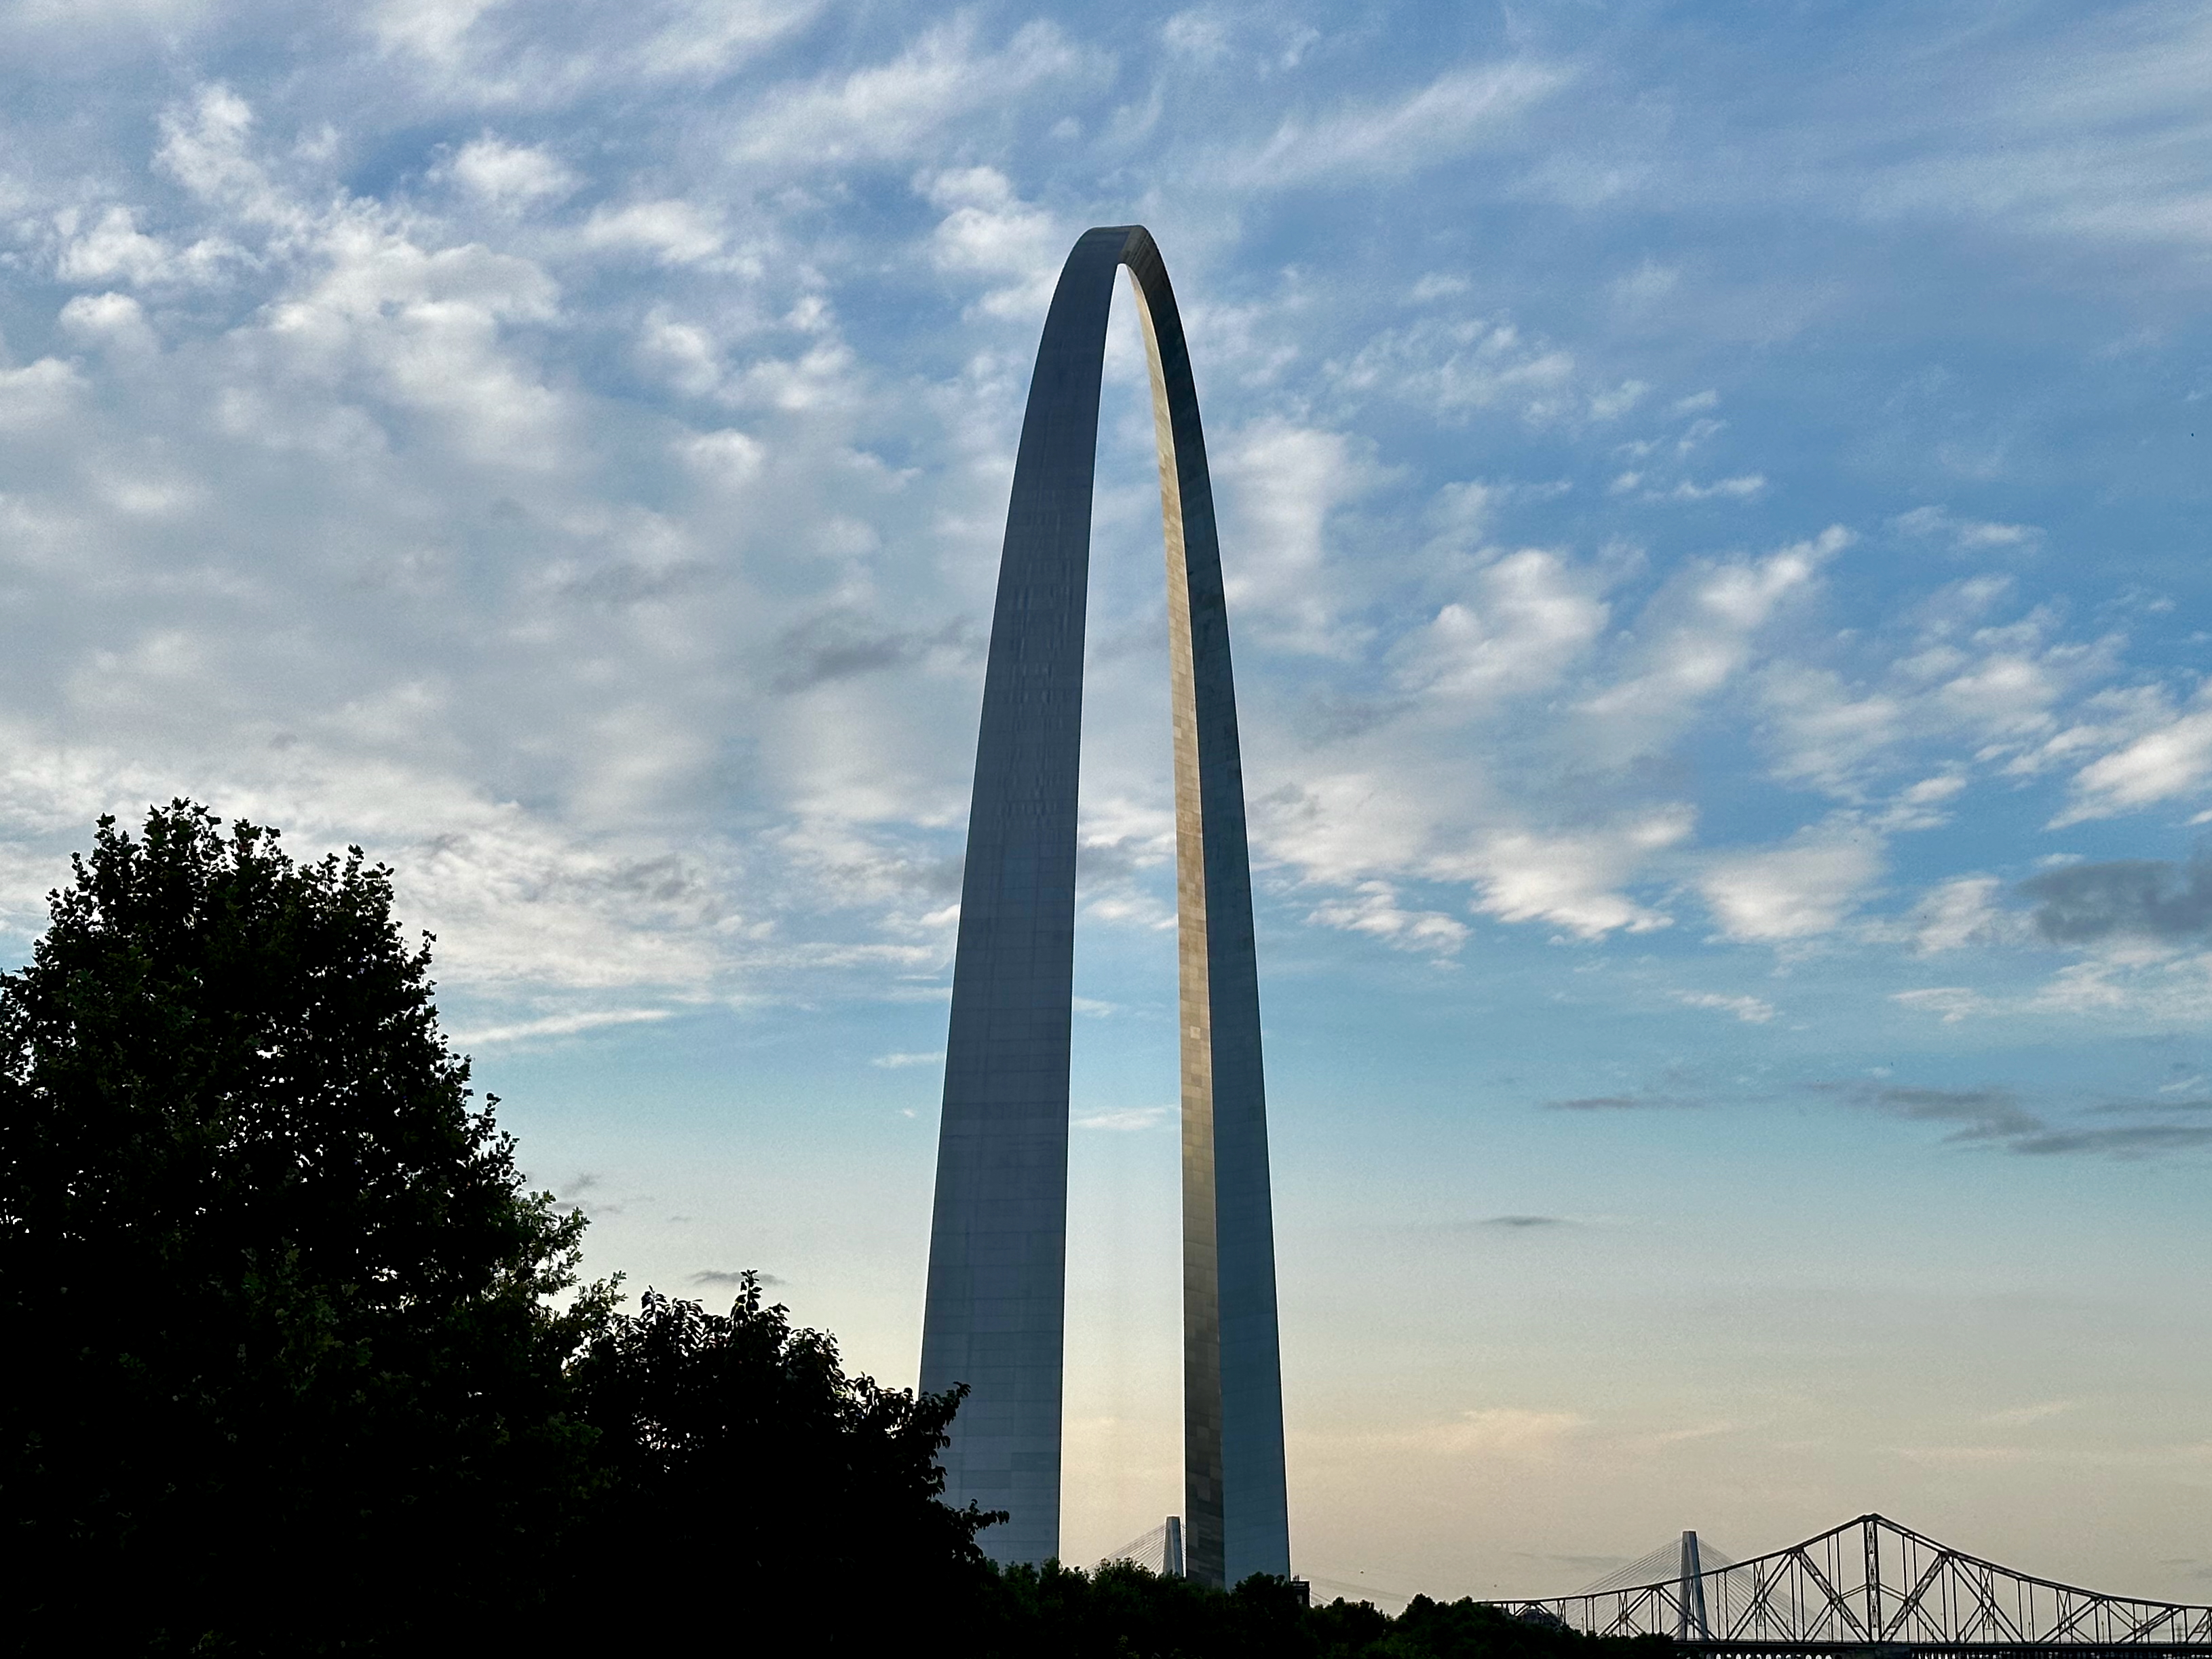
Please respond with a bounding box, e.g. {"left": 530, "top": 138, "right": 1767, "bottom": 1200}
{"left": 1073, "top": 1105, "right": 1172, "bottom": 1131}
{"left": 1671, "top": 989, "right": 1775, "bottom": 1023}
{"left": 1390, "top": 550, "right": 1609, "bottom": 704}
{"left": 689, "top": 1268, "right": 786, "bottom": 1287}
{"left": 1871, "top": 1085, "right": 2044, "bottom": 1142}
{"left": 1892, "top": 504, "right": 2042, "bottom": 552}
{"left": 1232, "top": 60, "right": 1571, "bottom": 185}
{"left": 1890, "top": 986, "right": 1990, "bottom": 1023}
{"left": 1481, "top": 1214, "right": 1568, "bottom": 1228}
{"left": 1544, "top": 1094, "right": 1692, "bottom": 1111}
{"left": 1451, "top": 814, "right": 1687, "bottom": 939}
{"left": 871, "top": 1050, "right": 943, "bottom": 1069}
{"left": 2019, "top": 852, "right": 2212, "bottom": 945}
{"left": 446, "top": 1008, "right": 673, "bottom": 1045}
{"left": 1896, "top": 877, "right": 2029, "bottom": 953}
{"left": 1700, "top": 824, "right": 1883, "bottom": 942}
{"left": 1584, "top": 528, "right": 1846, "bottom": 752}
{"left": 1307, "top": 881, "right": 1469, "bottom": 955}
{"left": 440, "top": 136, "right": 577, "bottom": 208}
{"left": 580, "top": 199, "right": 725, "bottom": 265}
{"left": 767, "top": 610, "right": 972, "bottom": 694}
{"left": 1329, "top": 316, "right": 1577, "bottom": 424}
{"left": 1213, "top": 419, "right": 1390, "bottom": 651}
{"left": 921, "top": 167, "right": 1063, "bottom": 319}
{"left": 1844, "top": 1082, "right": 2212, "bottom": 1160}
{"left": 1664, "top": 474, "right": 1766, "bottom": 501}
{"left": 55, "top": 205, "right": 174, "bottom": 285}
{"left": 729, "top": 18, "right": 1087, "bottom": 167}
{"left": 2055, "top": 697, "right": 2212, "bottom": 822}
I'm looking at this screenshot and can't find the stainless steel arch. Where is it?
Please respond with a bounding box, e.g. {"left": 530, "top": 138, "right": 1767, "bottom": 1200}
{"left": 917, "top": 225, "right": 1290, "bottom": 1589}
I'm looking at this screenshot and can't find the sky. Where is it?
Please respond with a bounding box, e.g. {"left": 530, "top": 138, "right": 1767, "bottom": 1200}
{"left": 4, "top": 0, "right": 2211, "bottom": 1609}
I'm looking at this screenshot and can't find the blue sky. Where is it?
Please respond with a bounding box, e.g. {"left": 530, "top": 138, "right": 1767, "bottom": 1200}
{"left": 5, "top": 0, "right": 2211, "bottom": 1606}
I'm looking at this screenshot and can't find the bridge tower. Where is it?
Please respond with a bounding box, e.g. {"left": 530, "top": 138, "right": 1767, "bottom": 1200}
{"left": 1679, "top": 1531, "right": 1710, "bottom": 1641}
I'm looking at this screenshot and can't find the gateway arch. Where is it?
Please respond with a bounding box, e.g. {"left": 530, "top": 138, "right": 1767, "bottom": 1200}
{"left": 918, "top": 225, "right": 1290, "bottom": 1589}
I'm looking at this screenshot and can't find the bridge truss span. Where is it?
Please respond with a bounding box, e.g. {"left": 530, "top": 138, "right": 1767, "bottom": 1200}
{"left": 1491, "top": 1515, "right": 2212, "bottom": 1657}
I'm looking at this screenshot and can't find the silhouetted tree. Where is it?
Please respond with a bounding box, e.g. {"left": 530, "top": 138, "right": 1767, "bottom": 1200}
{"left": 964, "top": 1563, "right": 1677, "bottom": 1659}
{"left": 1, "top": 803, "right": 601, "bottom": 1654}
{"left": 559, "top": 1280, "right": 999, "bottom": 1648}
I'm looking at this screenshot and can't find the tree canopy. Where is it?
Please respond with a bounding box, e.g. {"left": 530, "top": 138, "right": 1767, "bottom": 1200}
{"left": 1, "top": 804, "right": 599, "bottom": 1650}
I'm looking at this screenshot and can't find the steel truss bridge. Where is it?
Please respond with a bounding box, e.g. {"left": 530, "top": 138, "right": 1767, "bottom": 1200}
{"left": 1487, "top": 1514, "right": 2212, "bottom": 1657}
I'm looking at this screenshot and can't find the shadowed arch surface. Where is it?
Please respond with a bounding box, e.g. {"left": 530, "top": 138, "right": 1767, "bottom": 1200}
{"left": 917, "top": 225, "right": 1289, "bottom": 1588}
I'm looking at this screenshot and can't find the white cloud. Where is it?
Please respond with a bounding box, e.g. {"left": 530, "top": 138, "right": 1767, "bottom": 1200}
{"left": 58, "top": 292, "right": 160, "bottom": 358}
{"left": 1890, "top": 986, "right": 1989, "bottom": 1023}
{"left": 443, "top": 136, "right": 577, "bottom": 207}
{"left": 634, "top": 0, "right": 822, "bottom": 77}
{"left": 450, "top": 1007, "right": 673, "bottom": 1045}
{"left": 1455, "top": 814, "right": 1687, "bottom": 939}
{"left": 871, "top": 1049, "right": 944, "bottom": 1069}
{"left": 1892, "top": 503, "right": 2042, "bottom": 552}
{"left": 1588, "top": 379, "right": 1650, "bottom": 420}
{"left": 368, "top": 0, "right": 503, "bottom": 64}
{"left": 730, "top": 18, "right": 1087, "bottom": 166}
{"left": 1073, "top": 1105, "right": 1173, "bottom": 1131}
{"left": 1672, "top": 989, "right": 1775, "bottom": 1023}
{"left": 1899, "top": 876, "right": 2027, "bottom": 953}
{"left": 580, "top": 199, "right": 725, "bottom": 265}
{"left": 1700, "top": 824, "right": 1883, "bottom": 942}
{"left": 1584, "top": 527, "right": 1847, "bottom": 750}
{"left": 1392, "top": 550, "right": 1608, "bottom": 704}
{"left": 0, "top": 358, "right": 83, "bottom": 432}
{"left": 1664, "top": 473, "right": 1765, "bottom": 501}
{"left": 1331, "top": 315, "right": 1577, "bottom": 423}
{"left": 1307, "top": 881, "right": 1469, "bottom": 955}
{"left": 2056, "top": 696, "right": 2212, "bottom": 823}
{"left": 1160, "top": 9, "right": 1230, "bottom": 62}
{"left": 55, "top": 206, "right": 172, "bottom": 285}
{"left": 921, "top": 167, "right": 1063, "bottom": 319}
{"left": 1232, "top": 60, "right": 1571, "bottom": 185}
{"left": 1759, "top": 666, "right": 1905, "bottom": 798}
{"left": 1215, "top": 420, "right": 1388, "bottom": 652}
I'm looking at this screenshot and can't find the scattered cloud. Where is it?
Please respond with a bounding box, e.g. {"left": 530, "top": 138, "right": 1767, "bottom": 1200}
{"left": 1671, "top": 989, "right": 1776, "bottom": 1023}
{"left": 1890, "top": 987, "right": 1991, "bottom": 1023}
{"left": 1231, "top": 60, "right": 1571, "bottom": 185}
{"left": 1700, "top": 824, "right": 1883, "bottom": 943}
{"left": 2020, "top": 851, "right": 2212, "bottom": 945}
{"left": 450, "top": 1008, "right": 674, "bottom": 1046}
{"left": 1073, "top": 1105, "right": 1173, "bottom": 1131}
{"left": 1544, "top": 1094, "right": 1695, "bottom": 1111}
{"left": 1846, "top": 1082, "right": 2212, "bottom": 1160}
{"left": 1892, "top": 505, "right": 2042, "bottom": 552}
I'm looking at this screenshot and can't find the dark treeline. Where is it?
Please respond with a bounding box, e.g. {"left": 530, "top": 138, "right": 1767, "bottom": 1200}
{"left": 3, "top": 803, "right": 1669, "bottom": 1658}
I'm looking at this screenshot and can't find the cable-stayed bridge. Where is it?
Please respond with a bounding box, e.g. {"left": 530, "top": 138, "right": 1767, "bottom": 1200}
{"left": 1487, "top": 1514, "right": 2212, "bottom": 1656}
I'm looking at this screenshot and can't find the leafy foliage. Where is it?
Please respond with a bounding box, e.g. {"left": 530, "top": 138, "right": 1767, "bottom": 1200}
{"left": 0, "top": 804, "right": 600, "bottom": 1652}
{"left": 556, "top": 1282, "right": 998, "bottom": 1647}
{"left": 970, "top": 1562, "right": 1677, "bottom": 1659}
